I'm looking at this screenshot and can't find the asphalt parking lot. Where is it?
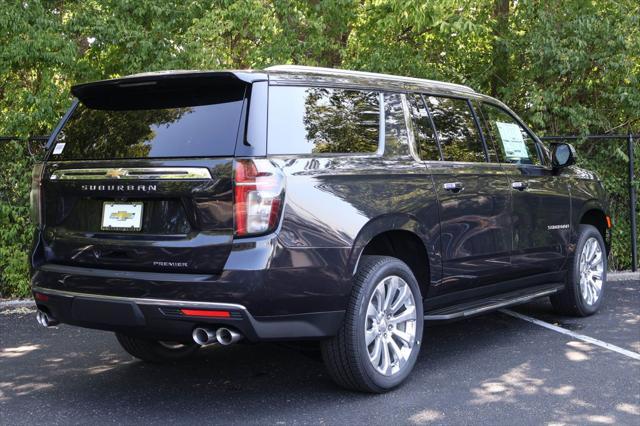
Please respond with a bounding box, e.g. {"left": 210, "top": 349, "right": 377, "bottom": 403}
{"left": 1, "top": 277, "right": 638, "bottom": 425}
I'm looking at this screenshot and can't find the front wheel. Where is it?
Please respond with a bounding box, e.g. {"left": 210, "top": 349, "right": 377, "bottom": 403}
{"left": 115, "top": 333, "right": 200, "bottom": 363}
{"left": 321, "top": 255, "right": 423, "bottom": 393}
{"left": 551, "top": 224, "right": 607, "bottom": 316}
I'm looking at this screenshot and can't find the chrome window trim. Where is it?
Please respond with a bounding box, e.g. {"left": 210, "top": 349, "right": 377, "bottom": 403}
{"left": 32, "top": 286, "right": 248, "bottom": 311}
{"left": 377, "top": 92, "right": 386, "bottom": 156}
{"left": 49, "top": 167, "right": 212, "bottom": 181}
{"left": 400, "top": 93, "right": 421, "bottom": 161}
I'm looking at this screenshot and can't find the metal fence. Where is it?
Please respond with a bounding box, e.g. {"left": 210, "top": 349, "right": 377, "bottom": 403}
{"left": 1, "top": 133, "right": 639, "bottom": 271}
{"left": 0, "top": 136, "right": 49, "bottom": 142}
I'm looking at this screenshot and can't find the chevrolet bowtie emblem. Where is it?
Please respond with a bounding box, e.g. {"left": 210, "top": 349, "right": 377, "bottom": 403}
{"left": 110, "top": 211, "right": 135, "bottom": 221}
{"left": 105, "top": 168, "right": 127, "bottom": 179}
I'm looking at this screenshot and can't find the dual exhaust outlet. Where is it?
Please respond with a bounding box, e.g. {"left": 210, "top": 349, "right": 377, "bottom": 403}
{"left": 192, "top": 327, "right": 243, "bottom": 346}
{"left": 36, "top": 310, "right": 59, "bottom": 327}
{"left": 36, "top": 309, "right": 242, "bottom": 346}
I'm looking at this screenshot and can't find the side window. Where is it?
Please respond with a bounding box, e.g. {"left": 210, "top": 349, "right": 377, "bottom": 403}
{"left": 470, "top": 100, "right": 499, "bottom": 162}
{"left": 424, "top": 96, "right": 485, "bottom": 163}
{"left": 407, "top": 94, "right": 440, "bottom": 161}
{"left": 383, "top": 93, "right": 410, "bottom": 157}
{"left": 268, "top": 86, "right": 380, "bottom": 155}
{"left": 480, "top": 103, "right": 542, "bottom": 165}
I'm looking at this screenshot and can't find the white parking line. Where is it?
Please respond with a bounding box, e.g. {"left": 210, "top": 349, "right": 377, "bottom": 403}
{"left": 500, "top": 308, "right": 640, "bottom": 361}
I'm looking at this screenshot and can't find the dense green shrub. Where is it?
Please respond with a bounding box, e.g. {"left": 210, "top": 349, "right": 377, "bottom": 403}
{"left": 1, "top": 0, "right": 638, "bottom": 297}
{"left": 0, "top": 141, "right": 33, "bottom": 297}
{"left": 576, "top": 138, "right": 639, "bottom": 271}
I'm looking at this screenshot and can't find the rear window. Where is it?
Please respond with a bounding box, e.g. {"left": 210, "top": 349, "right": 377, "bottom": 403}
{"left": 267, "top": 86, "right": 380, "bottom": 155}
{"left": 52, "top": 85, "right": 246, "bottom": 160}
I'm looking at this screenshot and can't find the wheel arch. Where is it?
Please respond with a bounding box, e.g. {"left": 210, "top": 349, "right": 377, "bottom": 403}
{"left": 574, "top": 195, "right": 610, "bottom": 250}
{"left": 347, "top": 214, "right": 439, "bottom": 298}
{"left": 578, "top": 203, "right": 610, "bottom": 254}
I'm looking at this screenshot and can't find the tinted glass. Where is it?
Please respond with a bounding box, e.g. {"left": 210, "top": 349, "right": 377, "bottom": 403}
{"left": 268, "top": 86, "right": 380, "bottom": 155}
{"left": 54, "top": 99, "right": 244, "bottom": 160}
{"left": 470, "top": 100, "right": 499, "bottom": 162}
{"left": 480, "top": 103, "right": 541, "bottom": 165}
{"left": 425, "top": 96, "right": 485, "bottom": 162}
{"left": 407, "top": 94, "right": 440, "bottom": 160}
{"left": 383, "top": 93, "right": 410, "bottom": 157}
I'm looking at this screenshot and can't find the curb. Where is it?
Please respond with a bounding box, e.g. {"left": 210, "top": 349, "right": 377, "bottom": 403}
{"left": 0, "top": 299, "right": 35, "bottom": 308}
{"left": 608, "top": 271, "right": 640, "bottom": 282}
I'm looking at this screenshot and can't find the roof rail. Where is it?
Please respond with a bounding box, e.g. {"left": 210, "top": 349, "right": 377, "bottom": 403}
{"left": 265, "top": 65, "right": 475, "bottom": 93}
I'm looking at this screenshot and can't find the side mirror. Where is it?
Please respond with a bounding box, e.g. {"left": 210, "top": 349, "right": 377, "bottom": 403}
{"left": 551, "top": 143, "right": 576, "bottom": 169}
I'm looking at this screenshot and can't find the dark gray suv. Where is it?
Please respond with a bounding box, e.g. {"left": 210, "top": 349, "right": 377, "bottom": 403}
{"left": 30, "top": 65, "right": 611, "bottom": 392}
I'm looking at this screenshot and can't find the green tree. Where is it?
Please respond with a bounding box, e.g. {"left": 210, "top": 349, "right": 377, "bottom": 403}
{"left": 1, "top": 0, "right": 638, "bottom": 296}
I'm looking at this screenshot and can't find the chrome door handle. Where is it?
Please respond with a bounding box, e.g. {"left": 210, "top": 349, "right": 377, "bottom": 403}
{"left": 443, "top": 182, "right": 464, "bottom": 193}
{"left": 512, "top": 181, "right": 529, "bottom": 191}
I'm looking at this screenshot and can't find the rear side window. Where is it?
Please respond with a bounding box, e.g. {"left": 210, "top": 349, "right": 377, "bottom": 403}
{"left": 53, "top": 86, "right": 246, "bottom": 160}
{"left": 407, "top": 94, "right": 440, "bottom": 161}
{"left": 268, "top": 86, "right": 380, "bottom": 155}
{"left": 480, "top": 103, "right": 542, "bottom": 165}
{"left": 425, "top": 96, "right": 485, "bottom": 163}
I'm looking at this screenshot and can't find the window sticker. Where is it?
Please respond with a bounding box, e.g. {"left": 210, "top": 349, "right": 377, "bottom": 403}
{"left": 52, "top": 143, "right": 66, "bottom": 155}
{"left": 495, "top": 122, "right": 528, "bottom": 160}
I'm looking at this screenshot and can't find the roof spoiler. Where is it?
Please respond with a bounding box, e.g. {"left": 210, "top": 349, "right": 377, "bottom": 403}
{"left": 71, "top": 71, "right": 266, "bottom": 110}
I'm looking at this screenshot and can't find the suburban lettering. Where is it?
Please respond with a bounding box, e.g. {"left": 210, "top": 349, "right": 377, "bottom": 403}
{"left": 80, "top": 184, "right": 157, "bottom": 192}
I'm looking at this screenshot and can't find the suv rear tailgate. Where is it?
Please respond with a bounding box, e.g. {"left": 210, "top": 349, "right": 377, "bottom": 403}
{"left": 37, "top": 72, "right": 260, "bottom": 274}
{"left": 41, "top": 158, "right": 234, "bottom": 273}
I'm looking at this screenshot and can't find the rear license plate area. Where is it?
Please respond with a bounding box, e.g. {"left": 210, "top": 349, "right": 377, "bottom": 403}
{"left": 101, "top": 202, "right": 143, "bottom": 231}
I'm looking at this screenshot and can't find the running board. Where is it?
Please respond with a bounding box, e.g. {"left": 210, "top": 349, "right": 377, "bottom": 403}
{"left": 423, "top": 283, "right": 564, "bottom": 321}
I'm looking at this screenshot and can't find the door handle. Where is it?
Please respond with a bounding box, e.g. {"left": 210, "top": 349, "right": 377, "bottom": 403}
{"left": 512, "top": 181, "right": 529, "bottom": 191}
{"left": 443, "top": 182, "right": 464, "bottom": 193}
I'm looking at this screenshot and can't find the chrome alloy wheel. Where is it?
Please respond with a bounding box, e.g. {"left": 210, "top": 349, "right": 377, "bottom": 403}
{"left": 365, "top": 275, "right": 417, "bottom": 376}
{"left": 579, "top": 237, "right": 604, "bottom": 306}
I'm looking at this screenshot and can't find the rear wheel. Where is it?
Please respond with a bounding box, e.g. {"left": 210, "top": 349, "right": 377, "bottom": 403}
{"left": 321, "top": 255, "right": 423, "bottom": 393}
{"left": 115, "top": 333, "right": 200, "bottom": 363}
{"left": 551, "top": 224, "right": 607, "bottom": 316}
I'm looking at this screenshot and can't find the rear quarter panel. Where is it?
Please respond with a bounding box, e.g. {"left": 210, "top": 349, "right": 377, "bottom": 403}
{"left": 268, "top": 155, "right": 440, "bottom": 312}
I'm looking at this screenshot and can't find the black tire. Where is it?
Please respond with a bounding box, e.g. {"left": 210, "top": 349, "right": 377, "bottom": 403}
{"left": 115, "top": 333, "right": 200, "bottom": 363}
{"left": 321, "top": 255, "right": 424, "bottom": 393}
{"left": 551, "top": 224, "right": 607, "bottom": 316}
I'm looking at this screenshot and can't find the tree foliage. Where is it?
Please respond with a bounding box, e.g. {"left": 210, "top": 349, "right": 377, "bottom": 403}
{"left": 1, "top": 0, "right": 638, "bottom": 296}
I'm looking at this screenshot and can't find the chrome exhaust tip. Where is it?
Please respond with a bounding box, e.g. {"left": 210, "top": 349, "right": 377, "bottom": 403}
{"left": 192, "top": 327, "right": 217, "bottom": 346}
{"left": 215, "top": 327, "right": 243, "bottom": 346}
{"left": 36, "top": 310, "right": 59, "bottom": 327}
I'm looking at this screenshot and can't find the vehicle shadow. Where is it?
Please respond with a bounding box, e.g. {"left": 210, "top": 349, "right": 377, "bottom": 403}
{"left": 1, "top": 283, "right": 638, "bottom": 424}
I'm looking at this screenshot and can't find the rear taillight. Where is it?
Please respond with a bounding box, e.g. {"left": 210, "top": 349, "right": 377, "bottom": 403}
{"left": 233, "top": 159, "right": 285, "bottom": 237}
{"left": 29, "top": 163, "right": 44, "bottom": 228}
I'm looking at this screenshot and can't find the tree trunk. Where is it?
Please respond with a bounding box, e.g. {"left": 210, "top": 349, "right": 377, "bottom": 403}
{"left": 491, "top": 0, "right": 510, "bottom": 97}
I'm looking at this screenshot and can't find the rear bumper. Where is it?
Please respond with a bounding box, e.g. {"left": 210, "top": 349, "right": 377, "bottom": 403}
{"left": 30, "top": 234, "right": 351, "bottom": 341}
{"left": 32, "top": 285, "right": 344, "bottom": 342}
